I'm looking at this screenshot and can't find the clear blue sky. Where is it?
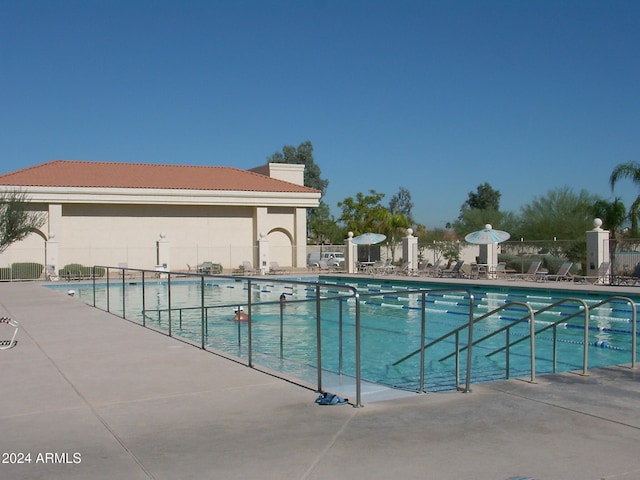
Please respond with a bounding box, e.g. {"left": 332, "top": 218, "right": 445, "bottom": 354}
{"left": 2, "top": 0, "right": 639, "bottom": 229}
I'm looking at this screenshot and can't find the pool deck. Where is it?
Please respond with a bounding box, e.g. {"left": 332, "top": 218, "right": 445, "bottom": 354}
{"left": 2, "top": 277, "right": 640, "bottom": 480}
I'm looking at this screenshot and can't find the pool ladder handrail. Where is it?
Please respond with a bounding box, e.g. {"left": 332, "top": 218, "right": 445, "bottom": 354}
{"left": 392, "top": 301, "right": 535, "bottom": 390}
{"left": 487, "top": 296, "right": 637, "bottom": 373}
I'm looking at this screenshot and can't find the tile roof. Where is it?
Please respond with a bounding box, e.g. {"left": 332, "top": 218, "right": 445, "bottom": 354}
{"left": 0, "top": 160, "right": 319, "bottom": 193}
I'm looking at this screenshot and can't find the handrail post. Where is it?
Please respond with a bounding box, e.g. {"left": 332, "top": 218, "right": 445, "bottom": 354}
{"left": 419, "top": 292, "right": 426, "bottom": 393}
{"left": 92, "top": 267, "right": 96, "bottom": 307}
{"left": 315, "top": 285, "right": 322, "bottom": 393}
{"left": 582, "top": 303, "right": 590, "bottom": 376}
{"left": 505, "top": 329, "right": 510, "bottom": 379}
{"left": 279, "top": 297, "right": 284, "bottom": 359}
{"left": 121, "top": 268, "right": 126, "bottom": 319}
{"left": 167, "top": 272, "right": 172, "bottom": 337}
{"left": 247, "top": 279, "right": 253, "bottom": 367}
{"left": 529, "top": 308, "right": 536, "bottom": 383}
{"left": 141, "top": 271, "right": 146, "bottom": 327}
{"left": 354, "top": 290, "right": 362, "bottom": 407}
{"left": 632, "top": 301, "right": 637, "bottom": 369}
{"left": 464, "top": 293, "right": 475, "bottom": 393}
{"left": 200, "top": 275, "right": 205, "bottom": 349}
{"left": 106, "top": 267, "right": 110, "bottom": 313}
{"left": 338, "top": 297, "right": 343, "bottom": 375}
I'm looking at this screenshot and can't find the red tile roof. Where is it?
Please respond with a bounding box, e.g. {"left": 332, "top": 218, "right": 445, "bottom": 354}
{"left": 0, "top": 160, "right": 319, "bottom": 193}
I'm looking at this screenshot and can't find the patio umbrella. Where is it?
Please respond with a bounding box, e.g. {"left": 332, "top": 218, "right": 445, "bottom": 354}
{"left": 464, "top": 224, "right": 510, "bottom": 244}
{"left": 352, "top": 232, "right": 386, "bottom": 262}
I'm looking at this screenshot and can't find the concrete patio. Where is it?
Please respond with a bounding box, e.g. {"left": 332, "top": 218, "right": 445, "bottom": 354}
{"left": 1, "top": 279, "right": 640, "bottom": 480}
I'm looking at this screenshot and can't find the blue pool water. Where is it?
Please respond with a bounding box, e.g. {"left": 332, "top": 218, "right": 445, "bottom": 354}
{"left": 49, "top": 276, "right": 639, "bottom": 393}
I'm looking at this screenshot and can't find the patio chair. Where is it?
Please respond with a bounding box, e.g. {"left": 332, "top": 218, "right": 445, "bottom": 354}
{"left": 574, "top": 262, "right": 611, "bottom": 284}
{"left": 511, "top": 260, "right": 543, "bottom": 281}
{"left": 439, "top": 260, "right": 464, "bottom": 278}
{"left": 468, "top": 263, "right": 488, "bottom": 279}
{"left": 543, "top": 262, "right": 574, "bottom": 282}
{"left": 241, "top": 261, "right": 260, "bottom": 275}
{"left": 419, "top": 259, "right": 443, "bottom": 277}
{"left": 492, "top": 262, "right": 508, "bottom": 279}
{"left": 396, "top": 262, "right": 415, "bottom": 276}
{"left": 615, "top": 262, "right": 640, "bottom": 286}
{"left": 374, "top": 259, "right": 396, "bottom": 275}
{"left": 0, "top": 317, "right": 19, "bottom": 350}
{"left": 269, "top": 261, "right": 290, "bottom": 274}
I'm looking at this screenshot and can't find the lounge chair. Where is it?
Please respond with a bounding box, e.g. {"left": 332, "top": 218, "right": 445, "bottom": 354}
{"left": 511, "top": 260, "right": 543, "bottom": 281}
{"left": 419, "top": 259, "right": 443, "bottom": 277}
{"left": 492, "top": 262, "right": 509, "bottom": 279}
{"left": 615, "top": 262, "right": 640, "bottom": 286}
{"left": 574, "top": 262, "right": 611, "bottom": 284}
{"left": 0, "top": 317, "right": 19, "bottom": 350}
{"left": 396, "top": 262, "right": 414, "bottom": 276}
{"left": 440, "top": 260, "right": 464, "bottom": 278}
{"left": 374, "top": 260, "right": 396, "bottom": 275}
{"left": 543, "top": 262, "right": 574, "bottom": 282}
{"left": 269, "top": 261, "right": 290, "bottom": 274}
{"left": 241, "top": 261, "right": 260, "bottom": 275}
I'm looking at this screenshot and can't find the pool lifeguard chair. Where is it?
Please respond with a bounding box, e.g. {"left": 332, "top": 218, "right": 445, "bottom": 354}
{"left": 0, "top": 317, "right": 19, "bottom": 350}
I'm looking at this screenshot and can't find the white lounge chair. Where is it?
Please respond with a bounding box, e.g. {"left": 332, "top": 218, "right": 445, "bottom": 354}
{"left": 543, "top": 262, "right": 574, "bottom": 282}
{"left": 0, "top": 317, "right": 19, "bottom": 350}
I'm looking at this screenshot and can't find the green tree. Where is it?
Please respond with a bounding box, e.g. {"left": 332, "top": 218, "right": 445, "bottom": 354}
{"left": 461, "top": 182, "right": 501, "bottom": 213}
{"left": 591, "top": 198, "right": 627, "bottom": 239}
{"left": 267, "top": 140, "right": 328, "bottom": 195}
{"left": 389, "top": 187, "right": 414, "bottom": 224}
{"left": 0, "top": 190, "right": 46, "bottom": 253}
{"left": 609, "top": 161, "right": 640, "bottom": 236}
{"left": 452, "top": 183, "right": 508, "bottom": 237}
{"left": 307, "top": 200, "right": 342, "bottom": 245}
{"left": 268, "top": 141, "right": 330, "bottom": 239}
{"left": 518, "top": 186, "right": 599, "bottom": 241}
{"left": 338, "top": 190, "right": 388, "bottom": 236}
{"left": 377, "top": 210, "right": 410, "bottom": 262}
{"left": 517, "top": 187, "right": 599, "bottom": 269}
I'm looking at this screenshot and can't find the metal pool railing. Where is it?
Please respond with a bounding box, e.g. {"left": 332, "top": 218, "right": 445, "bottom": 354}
{"left": 87, "top": 266, "right": 638, "bottom": 406}
{"left": 91, "top": 266, "right": 368, "bottom": 405}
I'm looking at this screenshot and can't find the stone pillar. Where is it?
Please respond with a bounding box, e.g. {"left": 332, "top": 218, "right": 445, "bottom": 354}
{"left": 345, "top": 232, "right": 358, "bottom": 273}
{"left": 258, "top": 232, "right": 269, "bottom": 274}
{"left": 402, "top": 228, "right": 418, "bottom": 273}
{"left": 586, "top": 218, "right": 610, "bottom": 282}
{"left": 156, "top": 232, "right": 170, "bottom": 272}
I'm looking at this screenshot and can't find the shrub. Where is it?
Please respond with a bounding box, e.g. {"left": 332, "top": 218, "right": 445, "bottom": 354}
{"left": 59, "top": 263, "right": 98, "bottom": 279}
{"left": 11, "top": 262, "right": 44, "bottom": 280}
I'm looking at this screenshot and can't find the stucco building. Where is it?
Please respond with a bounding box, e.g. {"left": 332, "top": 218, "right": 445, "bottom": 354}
{"left": 0, "top": 160, "right": 321, "bottom": 275}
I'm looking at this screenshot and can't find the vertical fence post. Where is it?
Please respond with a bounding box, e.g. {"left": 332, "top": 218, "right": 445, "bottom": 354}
{"left": 338, "top": 297, "right": 343, "bottom": 375}
{"left": 316, "top": 284, "right": 322, "bottom": 393}
{"left": 168, "top": 272, "right": 172, "bottom": 337}
{"left": 200, "top": 275, "right": 205, "bottom": 349}
{"left": 121, "top": 268, "right": 126, "bottom": 319}
{"left": 92, "top": 267, "right": 96, "bottom": 307}
{"left": 354, "top": 290, "right": 362, "bottom": 407}
{"left": 279, "top": 297, "right": 284, "bottom": 359}
{"left": 419, "top": 292, "right": 426, "bottom": 393}
{"left": 464, "top": 293, "right": 475, "bottom": 393}
{"left": 142, "top": 271, "right": 146, "bottom": 327}
{"left": 247, "top": 279, "right": 253, "bottom": 367}
{"left": 106, "top": 268, "right": 110, "bottom": 313}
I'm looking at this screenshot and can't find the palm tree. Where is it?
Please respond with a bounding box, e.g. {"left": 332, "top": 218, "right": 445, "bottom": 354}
{"left": 610, "top": 161, "right": 640, "bottom": 236}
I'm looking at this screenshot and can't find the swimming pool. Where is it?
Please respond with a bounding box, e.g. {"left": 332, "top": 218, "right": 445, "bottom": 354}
{"left": 52, "top": 275, "right": 639, "bottom": 399}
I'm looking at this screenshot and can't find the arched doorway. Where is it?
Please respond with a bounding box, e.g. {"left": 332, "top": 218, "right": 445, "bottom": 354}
{"left": 267, "top": 228, "right": 293, "bottom": 266}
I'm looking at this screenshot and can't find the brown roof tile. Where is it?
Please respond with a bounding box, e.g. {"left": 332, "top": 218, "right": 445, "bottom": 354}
{"left": 0, "top": 160, "right": 319, "bottom": 193}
